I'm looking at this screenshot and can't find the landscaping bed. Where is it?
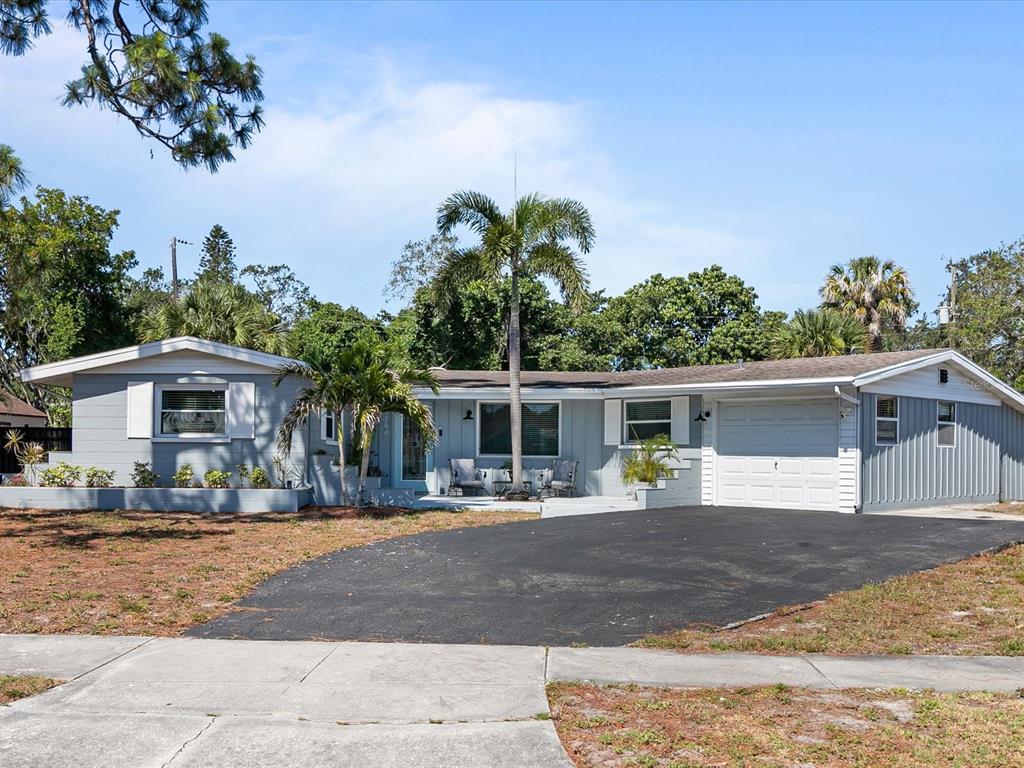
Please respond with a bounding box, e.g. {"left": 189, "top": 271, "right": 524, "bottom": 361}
{"left": 0, "top": 505, "right": 536, "bottom": 635}
{"left": 641, "top": 543, "right": 1024, "bottom": 656}
{"left": 0, "top": 675, "right": 59, "bottom": 705}
{"left": 548, "top": 682, "right": 1024, "bottom": 768}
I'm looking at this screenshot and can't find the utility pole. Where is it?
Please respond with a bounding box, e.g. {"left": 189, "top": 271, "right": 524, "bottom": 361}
{"left": 169, "top": 236, "right": 192, "bottom": 299}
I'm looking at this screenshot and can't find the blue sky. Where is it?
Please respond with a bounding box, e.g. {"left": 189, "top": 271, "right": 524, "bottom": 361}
{"left": 2, "top": 1, "right": 1021, "bottom": 319}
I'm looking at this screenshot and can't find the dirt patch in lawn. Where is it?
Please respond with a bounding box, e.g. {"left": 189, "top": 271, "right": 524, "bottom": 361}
{"left": 0, "top": 506, "right": 535, "bottom": 635}
{"left": 0, "top": 675, "right": 59, "bottom": 704}
{"left": 641, "top": 543, "right": 1024, "bottom": 656}
{"left": 993, "top": 503, "right": 1024, "bottom": 517}
{"left": 549, "top": 682, "right": 1024, "bottom": 768}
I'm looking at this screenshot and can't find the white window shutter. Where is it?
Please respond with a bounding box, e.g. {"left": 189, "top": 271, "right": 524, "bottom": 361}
{"left": 227, "top": 382, "right": 256, "bottom": 439}
{"left": 603, "top": 399, "right": 622, "bottom": 446}
{"left": 671, "top": 396, "right": 690, "bottom": 445}
{"left": 126, "top": 381, "right": 154, "bottom": 439}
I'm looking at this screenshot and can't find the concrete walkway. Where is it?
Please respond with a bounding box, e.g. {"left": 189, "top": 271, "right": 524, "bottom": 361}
{"left": 3, "top": 635, "right": 1023, "bottom": 767}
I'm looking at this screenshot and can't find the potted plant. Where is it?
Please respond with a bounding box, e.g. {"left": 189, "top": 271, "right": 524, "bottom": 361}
{"left": 621, "top": 434, "right": 678, "bottom": 495}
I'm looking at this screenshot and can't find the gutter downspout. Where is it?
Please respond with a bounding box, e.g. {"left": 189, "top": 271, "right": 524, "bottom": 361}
{"left": 834, "top": 385, "right": 860, "bottom": 406}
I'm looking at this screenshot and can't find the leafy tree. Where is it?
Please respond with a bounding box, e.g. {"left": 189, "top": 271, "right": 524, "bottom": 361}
{"left": 347, "top": 346, "right": 438, "bottom": 505}
{"left": 606, "top": 267, "right": 777, "bottom": 369}
{"left": 0, "top": 186, "right": 137, "bottom": 415}
{"left": 196, "top": 224, "right": 237, "bottom": 284}
{"left": 138, "top": 280, "right": 287, "bottom": 354}
{"left": 535, "top": 290, "right": 619, "bottom": 372}
{"left": 125, "top": 266, "right": 172, "bottom": 318}
{"left": 289, "top": 302, "right": 388, "bottom": 364}
{"left": 435, "top": 191, "right": 593, "bottom": 494}
{"left": 240, "top": 263, "right": 313, "bottom": 328}
{"left": 0, "top": 144, "right": 28, "bottom": 208}
{"left": 821, "top": 256, "right": 915, "bottom": 352}
{"left": 384, "top": 233, "right": 458, "bottom": 303}
{"left": 947, "top": 239, "right": 1023, "bottom": 390}
{"left": 1, "top": 0, "right": 264, "bottom": 172}
{"left": 770, "top": 308, "right": 868, "bottom": 358}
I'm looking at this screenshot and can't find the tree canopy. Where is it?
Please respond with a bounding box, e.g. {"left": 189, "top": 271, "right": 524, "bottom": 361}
{"left": 2, "top": 0, "right": 264, "bottom": 172}
{"left": 821, "top": 256, "right": 915, "bottom": 352}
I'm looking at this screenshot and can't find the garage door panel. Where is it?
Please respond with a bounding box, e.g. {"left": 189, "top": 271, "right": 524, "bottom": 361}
{"left": 715, "top": 398, "right": 839, "bottom": 512}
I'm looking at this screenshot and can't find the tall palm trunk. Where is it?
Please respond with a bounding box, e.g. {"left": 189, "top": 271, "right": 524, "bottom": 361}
{"left": 337, "top": 410, "right": 351, "bottom": 506}
{"left": 508, "top": 269, "right": 524, "bottom": 493}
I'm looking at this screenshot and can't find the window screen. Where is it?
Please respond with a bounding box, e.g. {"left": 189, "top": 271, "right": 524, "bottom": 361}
{"left": 937, "top": 401, "right": 956, "bottom": 447}
{"left": 160, "top": 389, "right": 226, "bottom": 435}
{"left": 479, "top": 402, "right": 559, "bottom": 456}
{"left": 875, "top": 396, "right": 898, "bottom": 446}
{"left": 625, "top": 400, "right": 672, "bottom": 442}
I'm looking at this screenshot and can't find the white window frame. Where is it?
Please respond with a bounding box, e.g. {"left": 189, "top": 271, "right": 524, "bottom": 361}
{"left": 936, "top": 400, "right": 956, "bottom": 448}
{"left": 476, "top": 400, "right": 561, "bottom": 458}
{"left": 623, "top": 399, "right": 673, "bottom": 445}
{"left": 874, "top": 395, "right": 899, "bottom": 447}
{"left": 321, "top": 411, "right": 340, "bottom": 445}
{"left": 155, "top": 383, "right": 228, "bottom": 441}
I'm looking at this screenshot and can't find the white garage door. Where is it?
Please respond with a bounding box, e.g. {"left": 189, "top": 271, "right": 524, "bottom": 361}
{"left": 716, "top": 399, "right": 839, "bottom": 511}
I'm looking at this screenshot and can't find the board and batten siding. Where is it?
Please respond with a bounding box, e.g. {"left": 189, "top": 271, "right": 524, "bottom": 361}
{"left": 860, "top": 392, "right": 1002, "bottom": 510}
{"left": 1000, "top": 404, "right": 1024, "bottom": 501}
{"left": 70, "top": 373, "right": 309, "bottom": 487}
{"left": 424, "top": 396, "right": 703, "bottom": 499}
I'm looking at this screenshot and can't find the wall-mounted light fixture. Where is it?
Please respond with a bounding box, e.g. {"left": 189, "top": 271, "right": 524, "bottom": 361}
{"left": 693, "top": 410, "right": 711, "bottom": 423}
{"left": 463, "top": 409, "right": 474, "bottom": 421}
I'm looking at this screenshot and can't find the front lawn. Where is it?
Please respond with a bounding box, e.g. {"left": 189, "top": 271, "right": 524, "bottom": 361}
{"left": 549, "top": 682, "right": 1024, "bottom": 768}
{"left": 0, "top": 506, "right": 536, "bottom": 635}
{"left": 0, "top": 675, "right": 59, "bottom": 704}
{"left": 641, "top": 544, "right": 1024, "bottom": 656}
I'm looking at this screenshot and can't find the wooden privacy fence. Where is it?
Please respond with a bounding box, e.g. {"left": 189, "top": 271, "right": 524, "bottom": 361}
{"left": 0, "top": 427, "right": 71, "bottom": 475}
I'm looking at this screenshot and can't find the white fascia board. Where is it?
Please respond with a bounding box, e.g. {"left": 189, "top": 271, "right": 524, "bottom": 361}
{"left": 415, "top": 386, "right": 608, "bottom": 400}
{"left": 598, "top": 377, "right": 855, "bottom": 397}
{"left": 853, "top": 350, "right": 1024, "bottom": 412}
{"left": 20, "top": 336, "right": 299, "bottom": 385}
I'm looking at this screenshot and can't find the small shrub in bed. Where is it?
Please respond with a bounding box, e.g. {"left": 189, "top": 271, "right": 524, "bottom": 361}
{"left": 173, "top": 464, "right": 195, "bottom": 488}
{"left": 40, "top": 462, "right": 83, "bottom": 487}
{"left": 203, "top": 469, "right": 232, "bottom": 489}
{"left": 131, "top": 461, "right": 159, "bottom": 488}
{"left": 85, "top": 467, "right": 115, "bottom": 487}
{"left": 249, "top": 466, "right": 271, "bottom": 489}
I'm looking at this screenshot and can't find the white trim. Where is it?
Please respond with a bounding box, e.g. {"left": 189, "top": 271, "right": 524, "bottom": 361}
{"left": 475, "top": 400, "right": 562, "bottom": 458}
{"left": 603, "top": 399, "right": 622, "bottom": 446}
{"left": 874, "top": 395, "right": 899, "bottom": 447}
{"left": 936, "top": 400, "right": 956, "bottom": 448}
{"left": 20, "top": 336, "right": 297, "bottom": 386}
{"left": 622, "top": 398, "right": 673, "bottom": 444}
{"left": 155, "top": 382, "right": 228, "bottom": 441}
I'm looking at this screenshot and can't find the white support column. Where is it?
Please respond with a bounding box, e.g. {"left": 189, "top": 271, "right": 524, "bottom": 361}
{"left": 700, "top": 396, "right": 714, "bottom": 506}
{"left": 837, "top": 389, "right": 859, "bottom": 513}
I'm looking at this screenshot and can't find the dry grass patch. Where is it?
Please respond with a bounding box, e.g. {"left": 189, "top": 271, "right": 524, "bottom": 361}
{"left": 993, "top": 503, "right": 1024, "bottom": 517}
{"left": 0, "top": 675, "right": 59, "bottom": 704}
{"left": 549, "top": 682, "right": 1024, "bottom": 768}
{"left": 0, "top": 505, "right": 535, "bottom": 635}
{"left": 641, "top": 544, "right": 1024, "bottom": 656}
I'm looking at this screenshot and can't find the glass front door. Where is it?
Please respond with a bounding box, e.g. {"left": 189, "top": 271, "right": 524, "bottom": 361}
{"left": 401, "top": 414, "right": 427, "bottom": 481}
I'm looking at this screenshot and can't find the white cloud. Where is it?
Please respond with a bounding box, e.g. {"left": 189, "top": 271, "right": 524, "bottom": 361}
{"left": 1, "top": 28, "right": 757, "bottom": 313}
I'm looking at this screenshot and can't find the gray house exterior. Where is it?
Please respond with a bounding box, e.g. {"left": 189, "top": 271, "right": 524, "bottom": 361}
{"left": 8, "top": 337, "right": 1024, "bottom": 513}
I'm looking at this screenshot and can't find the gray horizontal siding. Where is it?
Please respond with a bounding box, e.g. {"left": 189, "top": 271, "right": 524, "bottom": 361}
{"left": 860, "top": 392, "right": 1001, "bottom": 510}
{"left": 68, "top": 373, "right": 309, "bottom": 487}
{"left": 1000, "top": 405, "right": 1024, "bottom": 502}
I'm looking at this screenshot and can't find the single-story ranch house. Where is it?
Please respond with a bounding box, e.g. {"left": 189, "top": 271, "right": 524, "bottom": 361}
{"left": 5, "top": 336, "right": 1023, "bottom": 513}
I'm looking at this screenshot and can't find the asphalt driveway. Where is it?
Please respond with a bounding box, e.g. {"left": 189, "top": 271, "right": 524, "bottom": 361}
{"left": 190, "top": 506, "right": 1024, "bottom": 646}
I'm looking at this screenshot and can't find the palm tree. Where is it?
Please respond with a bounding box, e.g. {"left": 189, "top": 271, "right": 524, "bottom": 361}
{"left": 820, "top": 256, "right": 914, "bottom": 352}
{"left": 771, "top": 308, "right": 869, "bottom": 359}
{"left": 0, "top": 144, "right": 29, "bottom": 209}
{"left": 139, "top": 281, "right": 288, "bottom": 354}
{"left": 435, "top": 191, "right": 593, "bottom": 494}
{"left": 275, "top": 347, "right": 361, "bottom": 506}
{"left": 348, "top": 348, "right": 439, "bottom": 506}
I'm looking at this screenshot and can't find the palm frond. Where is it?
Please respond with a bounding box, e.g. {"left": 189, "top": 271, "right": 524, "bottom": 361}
{"left": 436, "top": 190, "right": 503, "bottom": 236}
{"left": 524, "top": 242, "right": 590, "bottom": 312}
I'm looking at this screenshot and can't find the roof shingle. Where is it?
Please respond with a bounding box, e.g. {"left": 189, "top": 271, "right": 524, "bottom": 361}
{"left": 0, "top": 389, "right": 47, "bottom": 419}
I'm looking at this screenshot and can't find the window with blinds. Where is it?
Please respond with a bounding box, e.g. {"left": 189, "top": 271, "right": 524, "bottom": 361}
{"left": 160, "top": 388, "right": 226, "bottom": 435}
{"left": 624, "top": 400, "right": 672, "bottom": 442}
{"left": 479, "top": 402, "right": 560, "bottom": 456}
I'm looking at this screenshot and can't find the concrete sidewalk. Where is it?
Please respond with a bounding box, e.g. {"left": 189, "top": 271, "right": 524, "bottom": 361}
{"left": 2, "top": 635, "right": 1023, "bottom": 767}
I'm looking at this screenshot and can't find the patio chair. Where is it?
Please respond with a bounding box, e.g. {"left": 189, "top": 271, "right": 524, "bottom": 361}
{"left": 538, "top": 459, "right": 578, "bottom": 498}
{"left": 448, "top": 458, "right": 487, "bottom": 496}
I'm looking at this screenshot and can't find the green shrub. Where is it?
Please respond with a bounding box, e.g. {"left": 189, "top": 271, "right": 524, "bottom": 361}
{"left": 173, "top": 464, "right": 195, "bottom": 488}
{"left": 203, "top": 469, "right": 232, "bottom": 489}
{"left": 249, "top": 466, "right": 271, "bottom": 489}
{"left": 621, "top": 434, "right": 678, "bottom": 487}
{"left": 131, "top": 461, "right": 159, "bottom": 488}
{"left": 85, "top": 467, "right": 115, "bottom": 488}
{"left": 40, "top": 462, "right": 83, "bottom": 487}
